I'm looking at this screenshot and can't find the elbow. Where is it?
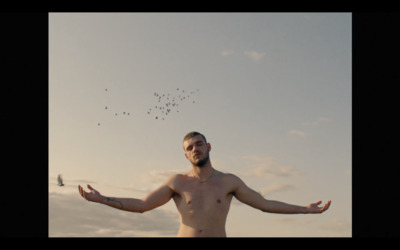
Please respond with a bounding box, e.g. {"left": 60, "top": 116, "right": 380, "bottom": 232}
{"left": 134, "top": 205, "right": 147, "bottom": 214}
{"left": 137, "top": 206, "right": 149, "bottom": 213}
{"left": 136, "top": 201, "right": 150, "bottom": 214}
{"left": 128, "top": 207, "right": 147, "bottom": 214}
{"left": 125, "top": 201, "right": 148, "bottom": 214}
{"left": 134, "top": 198, "right": 158, "bottom": 213}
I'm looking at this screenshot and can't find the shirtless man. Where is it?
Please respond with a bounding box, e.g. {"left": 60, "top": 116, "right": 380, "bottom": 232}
{"left": 78, "top": 131, "right": 331, "bottom": 237}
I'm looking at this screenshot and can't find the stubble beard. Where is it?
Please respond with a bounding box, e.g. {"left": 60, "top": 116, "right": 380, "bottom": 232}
{"left": 192, "top": 152, "right": 210, "bottom": 168}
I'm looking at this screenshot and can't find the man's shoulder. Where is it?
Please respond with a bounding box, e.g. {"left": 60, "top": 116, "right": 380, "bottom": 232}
{"left": 165, "top": 172, "right": 190, "bottom": 185}
{"left": 217, "top": 171, "right": 243, "bottom": 184}
{"left": 216, "top": 172, "right": 245, "bottom": 194}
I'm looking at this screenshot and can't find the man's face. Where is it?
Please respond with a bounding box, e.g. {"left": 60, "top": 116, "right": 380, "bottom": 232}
{"left": 183, "top": 135, "right": 211, "bottom": 167}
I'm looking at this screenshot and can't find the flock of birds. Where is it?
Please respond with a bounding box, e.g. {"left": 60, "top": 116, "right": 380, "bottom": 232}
{"left": 147, "top": 88, "right": 200, "bottom": 121}
{"left": 97, "top": 87, "right": 199, "bottom": 126}
{"left": 97, "top": 88, "right": 131, "bottom": 126}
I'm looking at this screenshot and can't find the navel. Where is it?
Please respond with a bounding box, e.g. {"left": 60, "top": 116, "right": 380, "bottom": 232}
{"left": 217, "top": 199, "right": 221, "bottom": 203}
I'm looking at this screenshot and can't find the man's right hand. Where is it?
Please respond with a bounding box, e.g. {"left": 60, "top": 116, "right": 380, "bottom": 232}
{"left": 78, "top": 184, "right": 103, "bottom": 203}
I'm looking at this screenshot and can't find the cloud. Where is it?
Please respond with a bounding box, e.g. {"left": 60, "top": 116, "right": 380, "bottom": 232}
{"left": 242, "top": 155, "right": 303, "bottom": 179}
{"left": 301, "top": 117, "right": 332, "bottom": 126}
{"left": 49, "top": 192, "right": 179, "bottom": 237}
{"left": 221, "top": 50, "right": 234, "bottom": 56}
{"left": 244, "top": 50, "right": 266, "bottom": 62}
{"left": 271, "top": 216, "right": 351, "bottom": 237}
{"left": 220, "top": 49, "right": 266, "bottom": 62}
{"left": 140, "top": 168, "right": 187, "bottom": 186}
{"left": 258, "top": 183, "right": 295, "bottom": 196}
{"left": 287, "top": 117, "right": 332, "bottom": 138}
{"left": 288, "top": 129, "right": 309, "bottom": 138}
{"left": 49, "top": 175, "right": 148, "bottom": 197}
{"left": 314, "top": 218, "right": 351, "bottom": 235}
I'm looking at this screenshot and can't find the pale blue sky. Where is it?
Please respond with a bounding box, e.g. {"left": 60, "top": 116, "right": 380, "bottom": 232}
{"left": 49, "top": 13, "right": 351, "bottom": 237}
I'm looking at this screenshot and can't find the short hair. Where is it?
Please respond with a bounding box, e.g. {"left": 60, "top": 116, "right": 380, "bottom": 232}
{"left": 183, "top": 131, "right": 207, "bottom": 144}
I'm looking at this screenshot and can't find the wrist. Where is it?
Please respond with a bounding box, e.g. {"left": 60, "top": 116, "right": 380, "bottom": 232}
{"left": 99, "top": 195, "right": 107, "bottom": 204}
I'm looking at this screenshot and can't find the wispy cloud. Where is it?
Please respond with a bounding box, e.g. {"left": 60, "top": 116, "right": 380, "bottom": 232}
{"left": 49, "top": 192, "right": 179, "bottom": 237}
{"left": 314, "top": 218, "right": 351, "bottom": 235}
{"left": 220, "top": 50, "right": 235, "bottom": 56}
{"left": 49, "top": 176, "right": 149, "bottom": 196}
{"left": 140, "top": 168, "right": 187, "bottom": 186}
{"left": 242, "top": 155, "right": 303, "bottom": 179}
{"left": 272, "top": 216, "right": 351, "bottom": 236}
{"left": 288, "top": 117, "right": 331, "bottom": 138}
{"left": 258, "top": 183, "right": 295, "bottom": 196}
{"left": 301, "top": 117, "right": 332, "bottom": 126}
{"left": 288, "top": 129, "right": 309, "bottom": 138}
{"left": 220, "top": 49, "right": 266, "bottom": 62}
{"left": 244, "top": 50, "right": 266, "bottom": 62}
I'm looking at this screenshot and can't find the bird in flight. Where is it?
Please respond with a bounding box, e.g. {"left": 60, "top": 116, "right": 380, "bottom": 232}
{"left": 57, "top": 174, "right": 64, "bottom": 186}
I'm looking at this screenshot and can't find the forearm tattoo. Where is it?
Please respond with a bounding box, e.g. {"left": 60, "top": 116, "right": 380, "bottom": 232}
{"left": 105, "top": 197, "right": 124, "bottom": 209}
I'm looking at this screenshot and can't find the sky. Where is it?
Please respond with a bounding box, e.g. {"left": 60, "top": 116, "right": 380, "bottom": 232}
{"left": 49, "top": 13, "right": 351, "bottom": 237}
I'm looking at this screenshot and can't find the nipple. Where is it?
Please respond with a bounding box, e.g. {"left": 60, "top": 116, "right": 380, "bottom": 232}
{"left": 217, "top": 199, "right": 221, "bottom": 203}
{"left": 187, "top": 200, "right": 191, "bottom": 205}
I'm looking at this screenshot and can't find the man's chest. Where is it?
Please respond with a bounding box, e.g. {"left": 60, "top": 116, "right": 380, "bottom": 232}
{"left": 172, "top": 179, "right": 234, "bottom": 212}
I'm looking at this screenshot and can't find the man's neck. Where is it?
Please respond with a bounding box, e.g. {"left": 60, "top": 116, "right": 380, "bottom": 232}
{"left": 191, "top": 161, "right": 214, "bottom": 181}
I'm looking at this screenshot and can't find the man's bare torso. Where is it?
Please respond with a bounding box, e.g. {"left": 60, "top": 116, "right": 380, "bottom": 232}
{"left": 169, "top": 170, "right": 236, "bottom": 237}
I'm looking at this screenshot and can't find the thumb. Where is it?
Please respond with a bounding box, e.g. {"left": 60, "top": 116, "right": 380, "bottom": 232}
{"left": 87, "top": 184, "right": 94, "bottom": 191}
{"left": 315, "top": 200, "right": 322, "bottom": 205}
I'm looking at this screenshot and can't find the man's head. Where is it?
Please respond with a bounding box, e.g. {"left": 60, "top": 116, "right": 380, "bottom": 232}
{"left": 183, "top": 131, "right": 211, "bottom": 167}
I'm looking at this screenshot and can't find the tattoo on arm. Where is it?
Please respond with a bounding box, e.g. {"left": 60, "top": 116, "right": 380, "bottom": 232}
{"left": 105, "top": 197, "right": 124, "bottom": 210}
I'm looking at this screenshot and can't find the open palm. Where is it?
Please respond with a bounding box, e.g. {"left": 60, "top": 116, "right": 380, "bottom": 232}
{"left": 78, "top": 184, "right": 103, "bottom": 203}
{"left": 307, "top": 200, "right": 331, "bottom": 213}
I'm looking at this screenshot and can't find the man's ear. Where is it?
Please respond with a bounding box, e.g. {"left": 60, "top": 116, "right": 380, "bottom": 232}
{"left": 207, "top": 143, "right": 211, "bottom": 152}
{"left": 184, "top": 152, "right": 189, "bottom": 159}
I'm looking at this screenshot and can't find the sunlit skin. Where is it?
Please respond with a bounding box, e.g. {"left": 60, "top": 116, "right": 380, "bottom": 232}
{"left": 78, "top": 134, "right": 331, "bottom": 237}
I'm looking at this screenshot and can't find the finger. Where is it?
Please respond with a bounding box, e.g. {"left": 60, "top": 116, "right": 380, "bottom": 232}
{"left": 321, "top": 200, "right": 331, "bottom": 212}
{"left": 79, "top": 185, "right": 86, "bottom": 198}
{"left": 78, "top": 185, "right": 84, "bottom": 197}
{"left": 87, "top": 184, "right": 94, "bottom": 190}
{"left": 315, "top": 200, "right": 322, "bottom": 206}
{"left": 325, "top": 200, "right": 331, "bottom": 210}
{"left": 80, "top": 186, "right": 88, "bottom": 200}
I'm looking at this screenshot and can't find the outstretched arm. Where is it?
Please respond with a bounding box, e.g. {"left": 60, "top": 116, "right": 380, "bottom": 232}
{"left": 232, "top": 175, "right": 331, "bottom": 214}
{"left": 78, "top": 175, "right": 175, "bottom": 213}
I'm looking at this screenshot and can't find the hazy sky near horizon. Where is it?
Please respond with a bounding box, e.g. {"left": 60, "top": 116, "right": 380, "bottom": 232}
{"left": 49, "top": 13, "right": 351, "bottom": 237}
